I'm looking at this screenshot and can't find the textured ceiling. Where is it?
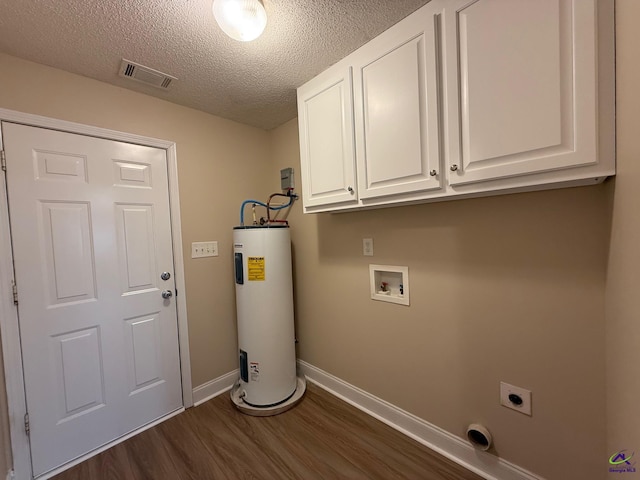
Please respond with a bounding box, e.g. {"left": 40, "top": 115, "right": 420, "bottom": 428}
{"left": 0, "top": 0, "right": 430, "bottom": 130}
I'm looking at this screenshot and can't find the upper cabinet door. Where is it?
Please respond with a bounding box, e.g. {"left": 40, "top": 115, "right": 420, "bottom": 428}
{"left": 297, "top": 66, "right": 358, "bottom": 208}
{"left": 353, "top": 4, "right": 443, "bottom": 200}
{"left": 444, "top": 0, "right": 599, "bottom": 186}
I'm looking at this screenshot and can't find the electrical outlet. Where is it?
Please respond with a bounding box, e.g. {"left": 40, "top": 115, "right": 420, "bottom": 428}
{"left": 363, "top": 238, "right": 374, "bottom": 256}
{"left": 500, "top": 382, "right": 532, "bottom": 416}
{"left": 192, "top": 241, "right": 219, "bottom": 258}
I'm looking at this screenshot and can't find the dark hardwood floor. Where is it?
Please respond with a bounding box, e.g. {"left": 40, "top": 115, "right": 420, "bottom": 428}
{"left": 54, "top": 383, "right": 483, "bottom": 480}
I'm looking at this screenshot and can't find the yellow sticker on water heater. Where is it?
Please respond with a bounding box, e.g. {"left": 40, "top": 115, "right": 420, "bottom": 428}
{"left": 247, "top": 257, "right": 265, "bottom": 281}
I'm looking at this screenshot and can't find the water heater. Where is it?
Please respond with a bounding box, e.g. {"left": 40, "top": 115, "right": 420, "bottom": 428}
{"left": 232, "top": 225, "right": 300, "bottom": 410}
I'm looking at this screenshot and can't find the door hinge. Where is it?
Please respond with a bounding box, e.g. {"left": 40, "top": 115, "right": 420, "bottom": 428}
{"left": 1, "top": 150, "right": 6, "bottom": 171}
{"left": 24, "top": 413, "right": 29, "bottom": 436}
{"left": 11, "top": 280, "right": 17, "bottom": 305}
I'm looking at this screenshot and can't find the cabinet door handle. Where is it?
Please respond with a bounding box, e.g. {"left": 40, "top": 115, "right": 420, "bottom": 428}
{"left": 450, "top": 164, "right": 458, "bottom": 172}
{"left": 429, "top": 170, "right": 437, "bottom": 176}
{"left": 347, "top": 186, "right": 354, "bottom": 194}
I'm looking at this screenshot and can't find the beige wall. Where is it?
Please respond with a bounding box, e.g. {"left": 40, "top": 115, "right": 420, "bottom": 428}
{"left": 605, "top": 0, "right": 640, "bottom": 476}
{"left": 0, "top": 52, "right": 273, "bottom": 473}
{"left": 271, "top": 118, "right": 611, "bottom": 479}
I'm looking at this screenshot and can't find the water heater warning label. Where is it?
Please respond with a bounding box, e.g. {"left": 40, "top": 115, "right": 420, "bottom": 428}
{"left": 250, "top": 362, "right": 260, "bottom": 382}
{"left": 247, "top": 257, "right": 265, "bottom": 281}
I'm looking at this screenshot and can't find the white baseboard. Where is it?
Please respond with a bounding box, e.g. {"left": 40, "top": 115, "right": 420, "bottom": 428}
{"left": 297, "top": 360, "right": 542, "bottom": 480}
{"left": 192, "top": 369, "right": 238, "bottom": 406}
{"left": 6, "top": 469, "right": 14, "bottom": 480}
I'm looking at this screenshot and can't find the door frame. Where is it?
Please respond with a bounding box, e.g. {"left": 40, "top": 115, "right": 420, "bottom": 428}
{"left": 0, "top": 108, "right": 193, "bottom": 480}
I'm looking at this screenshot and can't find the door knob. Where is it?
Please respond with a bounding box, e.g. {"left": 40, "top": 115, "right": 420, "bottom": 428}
{"left": 161, "top": 290, "right": 173, "bottom": 299}
{"left": 161, "top": 272, "right": 171, "bottom": 281}
{"left": 450, "top": 164, "right": 458, "bottom": 172}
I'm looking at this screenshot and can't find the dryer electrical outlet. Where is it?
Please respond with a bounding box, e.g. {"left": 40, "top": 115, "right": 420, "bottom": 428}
{"left": 500, "top": 382, "right": 532, "bottom": 416}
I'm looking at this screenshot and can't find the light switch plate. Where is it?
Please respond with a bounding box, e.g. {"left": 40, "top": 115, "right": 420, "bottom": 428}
{"left": 192, "top": 241, "right": 218, "bottom": 258}
{"left": 363, "top": 238, "right": 374, "bottom": 256}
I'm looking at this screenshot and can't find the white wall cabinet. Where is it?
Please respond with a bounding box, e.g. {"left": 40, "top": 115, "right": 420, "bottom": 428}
{"left": 352, "top": 5, "right": 443, "bottom": 200}
{"left": 444, "top": 0, "right": 603, "bottom": 186}
{"left": 297, "top": 0, "right": 614, "bottom": 213}
{"left": 297, "top": 66, "right": 358, "bottom": 208}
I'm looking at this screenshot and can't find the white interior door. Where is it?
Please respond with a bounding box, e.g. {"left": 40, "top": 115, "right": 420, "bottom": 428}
{"left": 2, "top": 122, "right": 183, "bottom": 477}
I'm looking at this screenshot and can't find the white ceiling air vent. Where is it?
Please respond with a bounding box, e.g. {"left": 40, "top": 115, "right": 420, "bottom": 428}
{"left": 118, "top": 59, "right": 177, "bottom": 89}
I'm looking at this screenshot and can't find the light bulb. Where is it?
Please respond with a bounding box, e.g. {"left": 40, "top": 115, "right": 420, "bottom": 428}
{"left": 212, "top": 0, "right": 267, "bottom": 42}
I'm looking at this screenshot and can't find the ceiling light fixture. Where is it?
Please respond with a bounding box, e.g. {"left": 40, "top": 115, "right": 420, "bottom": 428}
{"left": 212, "top": 0, "right": 267, "bottom": 42}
